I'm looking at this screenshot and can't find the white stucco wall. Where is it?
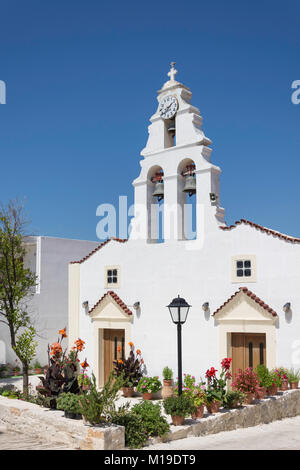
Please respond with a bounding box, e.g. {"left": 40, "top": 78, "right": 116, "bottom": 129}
{"left": 0, "top": 236, "right": 99, "bottom": 366}
{"left": 73, "top": 223, "right": 300, "bottom": 384}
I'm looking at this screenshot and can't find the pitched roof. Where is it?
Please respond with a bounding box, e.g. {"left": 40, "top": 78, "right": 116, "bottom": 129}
{"left": 70, "top": 238, "right": 127, "bottom": 264}
{"left": 212, "top": 286, "right": 277, "bottom": 317}
{"left": 220, "top": 219, "right": 300, "bottom": 244}
{"left": 88, "top": 290, "right": 133, "bottom": 316}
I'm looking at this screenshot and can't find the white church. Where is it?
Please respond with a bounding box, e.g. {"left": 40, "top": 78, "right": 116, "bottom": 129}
{"left": 68, "top": 64, "right": 300, "bottom": 387}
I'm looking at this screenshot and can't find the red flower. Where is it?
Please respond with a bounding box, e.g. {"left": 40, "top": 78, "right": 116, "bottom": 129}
{"left": 205, "top": 367, "right": 217, "bottom": 379}
{"left": 221, "top": 357, "right": 232, "bottom": 371}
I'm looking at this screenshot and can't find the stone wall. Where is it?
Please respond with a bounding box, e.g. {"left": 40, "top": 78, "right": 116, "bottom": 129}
{"left": 0, "top": 396, "right": 124, "bottom": 450}
{"left": 1, "top": 390, "right": 300, "bottom": 449}
{"left": 147, "top": 390, "right": 300, "bottom": 446}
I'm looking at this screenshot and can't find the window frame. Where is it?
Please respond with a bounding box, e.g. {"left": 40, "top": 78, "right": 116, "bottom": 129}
{"left": 104, "top": 265, "right": 121, "bottom": 289}
{"left": 231, "top": 255, "right": 257, "bottom": 283}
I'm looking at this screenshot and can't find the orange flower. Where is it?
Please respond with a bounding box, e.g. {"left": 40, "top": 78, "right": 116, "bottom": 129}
{"left": 74, "top": 338, "right": 85, "bottom": 351}
{"left": 118, "top": 359, "right": 124, "bottom": 364}
{"left": 128, "top": 341, "right": 134, "bottom": 348}
{"left": 59, "top": 328, "right": 67, "bottom": 338}
{"left": 50, "top": 342, "right": 62, "bottom": 356}
{"left": 136, "top": 349, "right": 141, "bottom": 355}
{"left": 81, "top": 360, "right": 89, "bottom": 369}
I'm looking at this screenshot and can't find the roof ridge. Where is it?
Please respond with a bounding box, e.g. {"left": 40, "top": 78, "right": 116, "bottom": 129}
{"left": 70, "top": 237, "right": 128, "bottom": 264}
{"left": 220, "top": 219, "right": 300, "bottom": 243}
{"left": 212, "top": 286, "right": 277, "bottom": 317}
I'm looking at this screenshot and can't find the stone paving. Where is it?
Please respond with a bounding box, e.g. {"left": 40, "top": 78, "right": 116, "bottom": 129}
{"left": 146, "top": 414, "right": 300, "bottom": 450}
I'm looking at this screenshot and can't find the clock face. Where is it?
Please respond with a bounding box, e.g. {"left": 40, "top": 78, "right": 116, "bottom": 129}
{"left": 159, "top": 95, "right": 178, "bottom": 120}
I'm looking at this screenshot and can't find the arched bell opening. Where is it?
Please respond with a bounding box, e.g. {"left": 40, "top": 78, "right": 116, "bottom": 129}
{"left": 177, "top": 159, "right": 197, "bottom": 240}
{"left": 147, "top": 166, "right": 165, "bottom": 243}
{"left": 164, "top": 118, "right": 176, "bottom": 147}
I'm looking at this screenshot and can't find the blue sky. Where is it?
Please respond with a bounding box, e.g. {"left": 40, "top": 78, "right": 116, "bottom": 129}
{"left": 0, "top": 0, "right": 299, "bottom": 241}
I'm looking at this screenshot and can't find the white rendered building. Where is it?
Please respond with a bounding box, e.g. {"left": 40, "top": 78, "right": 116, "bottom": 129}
{"left": 68, "top": 65, "right": 300, "bottom": 386}
{"left": 0, "top": 236, "right": 98, "bottom": 366}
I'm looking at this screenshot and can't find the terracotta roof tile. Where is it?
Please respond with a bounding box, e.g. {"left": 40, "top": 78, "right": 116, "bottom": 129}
{"left": 212, "top": 286, "right": 277, "bottom": 317}
{"left": 88, "top": 290, "right": 133, "bottom": 316}
{"left": 70, "top": 238, "right": 127, "bottom": 264}
{"left": 220, "top": 219, "right": 300, "bottom": 243}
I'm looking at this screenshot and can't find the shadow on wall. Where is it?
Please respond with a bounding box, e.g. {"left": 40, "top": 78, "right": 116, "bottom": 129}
{"left": 0, "top": 340, "right": 5, "bottom": 364}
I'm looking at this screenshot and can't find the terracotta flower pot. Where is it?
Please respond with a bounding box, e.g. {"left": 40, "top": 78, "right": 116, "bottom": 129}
{"left": 122, "top": 387, "right": 134, "bottom": 398}
{"left": 256, "top": 387, "right": 266, "bottom": 399}
{"left": 171, "top": 415, "right": 185, "bottom": 426}
{"left": 191, "top": 405, "right": 204, "bottom": 419}
{"left": 245, "top": 392, "right": 255, "bottom": 404}
{"left": 142, "top": 392, "right": 153, "bottom": 400}
{"left": 162, "top": 380, "right": 173, "bottom": 400}
{"left": 290, "top": 382, "right": 298, "bottom": 390}
{"left": 267, "top": 385, "right": 278, "bottom": 396}
{"left": 280, "top": 380, "right": 289, "bottom": 391}
{"left": 206, "top": 400, "right": 221, "bottom": 414}
{"left": 35, "top": 368, "right": 42, "bottom": 375}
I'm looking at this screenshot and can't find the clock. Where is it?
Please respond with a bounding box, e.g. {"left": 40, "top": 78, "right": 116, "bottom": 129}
{"left": 159, "top": 95, "right": 178, "bottom": 120}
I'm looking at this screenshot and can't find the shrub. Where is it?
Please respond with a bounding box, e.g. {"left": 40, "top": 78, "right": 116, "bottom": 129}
{"left": 232, "top": 368, "right": 259, "bottom": 394}
{"left": 131, "top": 400, "right": 170, "bottom": 438}
{"left": 136, "top": 376, "right": 162, "bottom": 394}
{"left": 162, "top": 366, "right": 173, "bottom": 381}
{"left": 255, "top": 364, "right": 270, "bottom": 388}
{"left": 78, "top": 372, "right": 123, "bottom": 425}
{"left": 222, "top": 390, "right": 245, "bottom": 409}
{"left": 57, "top": 392, "right": 82, "bottom": 414}
{"left": 111, "top": 405, "right": 147, "bottom": 449}
{"left": 113, "top": 343, "right": 144, "bottom": 388}
{"left": 287, "top": 368, "right": 300, "bottom": 384}
{"left": 163, "top": 395, "right": 194, "bottom": 417}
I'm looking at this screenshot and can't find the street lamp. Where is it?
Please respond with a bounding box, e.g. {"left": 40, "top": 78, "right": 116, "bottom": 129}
{"left": 167, "top": 295, "right": 191, "bottom": 396}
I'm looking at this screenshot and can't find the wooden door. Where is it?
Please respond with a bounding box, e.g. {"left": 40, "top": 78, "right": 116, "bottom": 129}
{"left": 103, "top": 329, "right": 125, "bottom": 384}
{"left": 231, "top": 333, "right": 266, "bottom": 377}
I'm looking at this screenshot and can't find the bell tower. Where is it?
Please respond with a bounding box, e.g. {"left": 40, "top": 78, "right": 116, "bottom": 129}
{"left": 130, "top": 63, "right": 225, "bottom": 243}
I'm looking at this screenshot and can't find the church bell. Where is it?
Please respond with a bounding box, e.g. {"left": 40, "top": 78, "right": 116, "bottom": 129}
{"left": 182, "top": 175, "right": 196, "bottom": 197}
{"left": 152, "top": 180, "right": 164, "bottom": 202}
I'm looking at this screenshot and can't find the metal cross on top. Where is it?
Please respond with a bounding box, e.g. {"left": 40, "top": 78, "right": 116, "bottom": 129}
{"left": 168, "top": 62, "right": 178, "bottom": 81}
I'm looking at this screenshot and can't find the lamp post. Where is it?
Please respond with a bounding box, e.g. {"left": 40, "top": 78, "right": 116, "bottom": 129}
{"left": 167, "top": 295, "right": 191, "bottom": 396}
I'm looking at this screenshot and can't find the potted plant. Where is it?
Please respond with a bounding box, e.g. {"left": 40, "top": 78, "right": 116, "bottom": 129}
{"left": 12, "top": 360, "right": 21, "bottom": 376}
{"left": 288, "top": 368, "right": 300, "bottom": 389}
{"left": 275, "top": 367, "right": 289, "bottom": 391}
{"left": 265, "top": 371, "right": 280, "bottom": 396}
{"left": 163, "top": 395, "right": 194, "bottom": 426}
{"left": 113, "top": 343, "right": 144, "bottom": 397}
{"left": 204, "top": 387, "right": 222, "bottom": 413}
{"left": 232, "top": 367, "right": 259, "bottom": 404}
{"left": 137, "top": 376, "right": 162, "bottom": 400}
{"left": 204, "top": 359, "right": 232, "bottom": 413}
{"left": 162, "top": 366, "right": 173, "bottom": 399}
{"left": 191, "top": 391, "right": 206, "bottom": 419}
{"left": 33, "top": 360, "right": 43, "bottom": 375}
{"left": 57, "top": 392, "right": 82, "bottom": 420}
{"left": 77, "top": 373, "right": 92, "bottom": 391}
{"left": 222, "top": 390, "right": 245, "bottom": 409}
{"left": 255, "top": 364, "right": 269, "bottom": 399}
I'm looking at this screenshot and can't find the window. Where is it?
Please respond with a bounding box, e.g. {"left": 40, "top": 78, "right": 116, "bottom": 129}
{"left": 236, "top": 260, "right": 252, "bottom": 278}
{"left": 105, "top": 266, "right": 120, "bottom": 288}
{"left": 231, "top": 255, "right": 256, "bottom": 283}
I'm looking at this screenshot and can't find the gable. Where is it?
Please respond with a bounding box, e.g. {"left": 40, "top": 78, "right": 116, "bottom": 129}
{"left": 213, "top": 288, "right": 278, "bottom": 324}
{"left": 88, "top": 291, "right": 133, "bottom": 321}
